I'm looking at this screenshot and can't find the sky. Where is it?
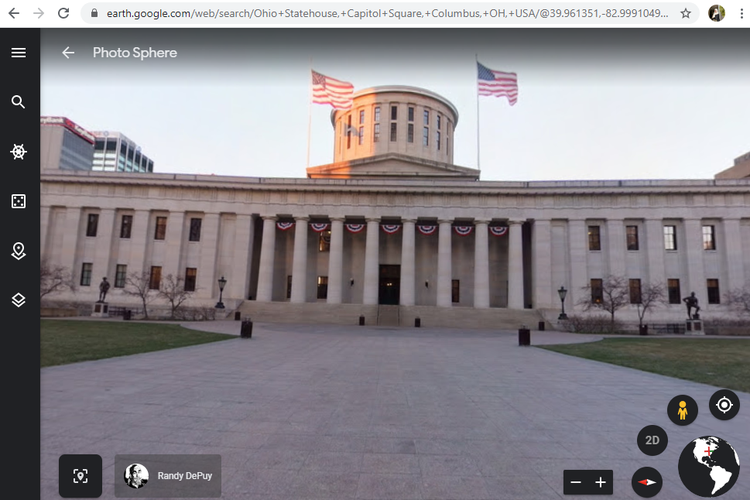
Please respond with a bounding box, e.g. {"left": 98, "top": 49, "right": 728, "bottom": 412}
{"left": 41, "top": 29, "right": 750, "bottom": 181}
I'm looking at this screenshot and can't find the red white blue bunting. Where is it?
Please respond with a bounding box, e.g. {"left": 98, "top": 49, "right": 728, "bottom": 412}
{"left": 417, "top": 225, "right": 437, "bottom": 235}
{"left": 454, "top": 226, "right": 473, "bottom": 236}
{"left": 346, "top": 223, "right": 365, "bottom": 233}
{"left": 310, "top": 223, "right": 330, "bottom": 232}
{"left": 490, "top": 226, "right": 508, "bottom": 236}
{"left": 276, "top": 222, "right": 294, "bottom": 231}
{"left": 381, "top": 224, "right": 400, "bottom": 234}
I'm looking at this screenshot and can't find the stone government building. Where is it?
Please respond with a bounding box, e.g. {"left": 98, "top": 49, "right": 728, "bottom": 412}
{"left": 40, "top": 86, "right": 750, "bottom": 327}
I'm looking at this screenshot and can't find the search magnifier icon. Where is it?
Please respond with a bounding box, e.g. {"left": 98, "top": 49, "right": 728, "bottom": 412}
{"left": 11, "top": 95, "right": 25, "bottom": 109}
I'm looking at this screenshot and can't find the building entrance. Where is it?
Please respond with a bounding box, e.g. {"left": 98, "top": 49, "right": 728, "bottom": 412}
{"left": 379, "top": 265, "right": 400, "bottom": 305}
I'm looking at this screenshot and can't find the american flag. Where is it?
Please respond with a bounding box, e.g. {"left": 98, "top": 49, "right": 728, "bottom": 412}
{"left": 312, "top": 70, "right": 354, "bottom": 110}
{"left": 477, "top": 62, "right": 518, "bottom": 106}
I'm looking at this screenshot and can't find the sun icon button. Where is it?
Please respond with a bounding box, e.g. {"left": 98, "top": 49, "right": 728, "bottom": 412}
{"left": 10, "top": 144, "right": 27, "bottom": 160}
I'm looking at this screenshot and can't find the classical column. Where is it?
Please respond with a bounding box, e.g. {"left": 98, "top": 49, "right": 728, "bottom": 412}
{"left": 290, "top": 216, "right": 309, "bottom": 303}
{"left": 196, "top": 213, "right": 220, "bottom": 298}
{"left": 93, "top": 208, "right": 117, "bottom": 281}
{"left": 645, "top": 218, "right": 666, "bottom": 284}
{"left": 400, "top": 219, "right": 416, "bottom": 306}
{"left": 327, "top": 218, "right": 345, "bottom": 304}
{"left": 568, "top": 219, "right": 588, "bottom": 308}
{"left": 437, "top": 219, "right": 453, "bottom": 307}
{"left": 256, "top": 215, "right": 277, "bottom": 302}
{"left": 532, "top": 219, "right": 553, "bottom": 309}
{"left": 607, "top": 219, "right": 626, "bottom": 277}
{"left": 473, "top": 219, "right": 490, "bottom": 308}
{"left": 684, "top": 219, "right": 707, "bottom": 306}
{"left": 507, "top": 220, "right": 525, "bottom": 309}
{"left": 723, "top": 218, "right": 745, "bottom": 293}
{"left": 363, "top": 218, "right": 380, "bottom": 305}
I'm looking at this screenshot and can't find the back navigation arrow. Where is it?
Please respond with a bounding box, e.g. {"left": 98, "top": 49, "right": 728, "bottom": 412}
{"left": 62, "top": 47, "right": 75, "bottom": 59}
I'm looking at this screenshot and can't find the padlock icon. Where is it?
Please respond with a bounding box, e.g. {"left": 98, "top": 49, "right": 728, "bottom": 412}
{"left": 91, "top": 8, "right": 98, "bottom": 18}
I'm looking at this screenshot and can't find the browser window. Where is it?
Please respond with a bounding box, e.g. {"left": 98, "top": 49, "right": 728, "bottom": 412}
{"left": 4, "top": 2, "right": 749, "bottom": 499}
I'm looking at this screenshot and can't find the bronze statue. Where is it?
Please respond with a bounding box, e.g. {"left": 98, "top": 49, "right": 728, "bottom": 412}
{"left": 98, "top": 277, "right": 111, "bottom": 303}
{"left": 683, "top": 292, "right": 700, "bottom": 319}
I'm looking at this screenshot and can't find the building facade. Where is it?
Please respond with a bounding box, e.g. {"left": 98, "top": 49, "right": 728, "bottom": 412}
{"left": 40, "top": 117, "right": 96, "bottom": 172}
{"left": 40, "top": 87, "right": 750, "bottom": 327}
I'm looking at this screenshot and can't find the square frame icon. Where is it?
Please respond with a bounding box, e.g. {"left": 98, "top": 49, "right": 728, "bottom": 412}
{"left": 59, "top": 454, "right": 102, "bottom": 498}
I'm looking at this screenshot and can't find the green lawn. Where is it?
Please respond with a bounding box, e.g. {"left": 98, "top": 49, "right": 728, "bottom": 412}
{"left": 41, "top": 320, "right": 235, "bottom": 367}
{"left": 540, "top": 338, "right": 750, "bottom": 393}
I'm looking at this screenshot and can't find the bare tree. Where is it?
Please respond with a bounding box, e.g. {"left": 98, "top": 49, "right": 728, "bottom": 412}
{"left": 635, "top": 282, "right": 667, "bottom": 327}
{"left": 158, "top": 274, "right": 194, "bottom": 319}
{"left": 577, "top": 275, "right": 630, "bottom": 332}
{"left": 123, "top": 272, "right": 158, "bottom": 319}
{"left": 725, "top": 286, "right": 750, "bottom": 317}
{"left": 40, "top": 258, "right": 75, "bottom": 301}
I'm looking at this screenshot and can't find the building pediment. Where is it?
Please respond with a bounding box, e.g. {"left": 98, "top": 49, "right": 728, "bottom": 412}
{"left": 306, "top": 153, "right": 480, "bottom": 180}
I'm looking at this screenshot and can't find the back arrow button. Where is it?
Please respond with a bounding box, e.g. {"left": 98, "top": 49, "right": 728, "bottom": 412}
{"left": 9, "top": 8, "right": 19, "bottom": 19}
{"left": 62, "top": 47, "right": 75, "bottom": 59}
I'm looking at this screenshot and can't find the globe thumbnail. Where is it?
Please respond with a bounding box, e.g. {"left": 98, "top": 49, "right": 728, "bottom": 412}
{"left": 678, "top": 436, "right": 740, "bottom": 497}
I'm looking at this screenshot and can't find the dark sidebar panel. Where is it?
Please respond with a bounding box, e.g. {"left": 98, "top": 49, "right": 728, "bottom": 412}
{"left": 2, "top": 28, "right": 41, "bottom": 496}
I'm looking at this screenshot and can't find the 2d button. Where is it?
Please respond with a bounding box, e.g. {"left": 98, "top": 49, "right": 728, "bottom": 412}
{"left": 637, "top": 424, "right": 668, "bottom": 456}
{"left": 59, "top": 454, "right": 102, "bottom": 498}
{"left": 667, "top": 394, "right": 698, "bottom": 426}
{"left": 709, "top": 389, "right": 740, "bottom": 420}
{"left": 632, "top": 467, "right": 662, "bottom": 498}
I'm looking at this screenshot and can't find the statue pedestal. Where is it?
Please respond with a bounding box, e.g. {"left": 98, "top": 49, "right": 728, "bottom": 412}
{"left": 685, "top": 319, "right": 704, "bottom": 335}
{"left": 91, "top": 302, "right": 110, "bottom": 318}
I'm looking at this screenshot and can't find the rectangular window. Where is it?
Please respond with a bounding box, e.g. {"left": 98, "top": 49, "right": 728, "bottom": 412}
{"left": 154, "top": 216, "right": 167, "bottom": 240}
{"left": 319, "top": 231, "right": 331, "bottom": 252}
{"left": 390, "top": 122, "right": 397, "bottom": 142}
{"left": 423, "top": 109, "right": 430, "bottom": 124}
{"left": 86, "top": 213, "right": 99, "bottom": 237}
{"left": 408, "top": 106, "right": 414, "bottom": 122}
{"left": 436, "top": 131, "right": 441, "bottom": 151}
{"left": 451, "top": 279, "right": 460, "bottom": 303}
{"left": 359, "top": 109, "right": 365, "bottom": 124}
{"left": 629, "top": 279, "right": 642, "bottom": 304}
{"left": 702, "top": 225, "right": 716, "bottom": 250}
{"left": 358, "top": 127, "right": 364, "bottom": 145}
{"left": 626, "top": 225, "right": 639, "bottom": 251}
{"left": 120, "top": 215, "right": 133, "bottom": 239}
{"left": 185, "top": 268, "right": 197, "bottom": 292}
{"left": 149, "top": 266, "right": 162, "bottom": 290}
{"left": 373, "top": 123, "right": 380, "bottom": 143}
{"left": 114, "top": 264, "right": 127, "bottom": 288}
{"left": 317, "top": 276, "right": 328, "bottom": 299}
{"left": 664, "top": 225, "right": 677, "bottom": 250}
{"left": 407, "top": 124, "right": 414, "bottom": 143}
{"left": 390, "top": 105, "right": 397, "bottom": 120}
{"left": 422, "top": 127, "right": 429, "bottom": 146}
{"left": 591, "top": 279, "right": 603, "bottom": 303}
{"left": 189, "top": 218, "right": 202, "bottom": 242}
{"left": 80, "top": 263, "right": 93, "bottom": 286}
{"left": 668, "top": 279, "right": 681, "bottom": 304}
{"left": 374, "top": 106, "right": 380, "bottom": 122}
{"left": 588, "top": 225, "right": 601, "bottom": 251}
{"left": 707, "top": 279, "right": 720, "bottom": 304}
{"left": 286, "top": 275, "right": 292, "bottom": 299}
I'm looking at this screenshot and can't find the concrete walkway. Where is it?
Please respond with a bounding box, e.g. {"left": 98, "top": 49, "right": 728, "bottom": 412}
{"left": 41, "top": 323, "right": 749, "bottom": 499}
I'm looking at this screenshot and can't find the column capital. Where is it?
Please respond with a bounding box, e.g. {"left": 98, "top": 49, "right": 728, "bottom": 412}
{"left": 261, "top": 215, "right": 278, "bottom": 222}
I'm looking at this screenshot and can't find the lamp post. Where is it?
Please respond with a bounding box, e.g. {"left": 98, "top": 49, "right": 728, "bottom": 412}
{"left": 557, "top": 286, "right": 568, "bottom": 320}
{"left": 215, "top": 276, "right": 227, "bottom": 309}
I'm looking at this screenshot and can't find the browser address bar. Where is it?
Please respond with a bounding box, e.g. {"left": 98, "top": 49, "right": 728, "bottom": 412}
{"left": 82, "top": 3, "right": 705, "bottom": 25}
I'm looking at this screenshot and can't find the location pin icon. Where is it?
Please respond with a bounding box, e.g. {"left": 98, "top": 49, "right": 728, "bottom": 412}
{"left": 11, "top": 242, "right": 26, "bottom": 260}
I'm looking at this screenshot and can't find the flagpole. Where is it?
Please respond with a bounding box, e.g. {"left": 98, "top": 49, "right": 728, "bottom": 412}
{"left": 475, "top": 54, "right": 481, "bottom": 175}
{"left": 306, "top": 57, "right": 313, "bottom": 170}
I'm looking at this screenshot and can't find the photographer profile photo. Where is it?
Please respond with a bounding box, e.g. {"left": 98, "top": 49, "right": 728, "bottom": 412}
{"left": 709, "top": 5, "right": 725, "bottom": 22}
{"left": 124, "top": 463, "right": 149, "bottom": 489}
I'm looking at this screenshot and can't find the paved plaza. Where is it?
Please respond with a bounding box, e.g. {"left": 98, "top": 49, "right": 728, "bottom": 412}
{"left": 41, "top": 322, "right": 749, "bottom": 499}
